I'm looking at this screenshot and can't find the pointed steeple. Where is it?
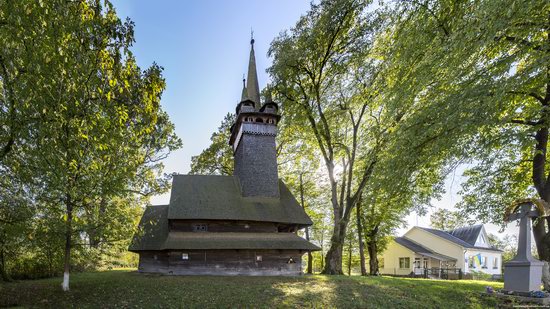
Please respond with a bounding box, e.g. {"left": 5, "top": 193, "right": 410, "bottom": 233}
{"left": 240, "top": 76, "right": 248, "bottom": 101}
{"left": 246, "top": 33, "right": 261, "bottom": 109}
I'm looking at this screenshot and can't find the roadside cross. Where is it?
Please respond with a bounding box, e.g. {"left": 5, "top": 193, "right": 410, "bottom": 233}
{"left": 507, "top": 203, "right": 542, "bottom": 262}
{"left": 504, "top": 200, "right": 548, "bottom": 293}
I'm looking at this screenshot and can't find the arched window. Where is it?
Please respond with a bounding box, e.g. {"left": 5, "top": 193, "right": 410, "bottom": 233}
{"left": 255, "top": 118, "right": 264, "bottom": 123}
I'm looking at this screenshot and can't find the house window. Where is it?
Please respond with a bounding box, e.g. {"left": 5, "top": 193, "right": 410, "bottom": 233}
{"left": 193, "top": 224, "right": 208, "bottom": 232}
{"left": 414, "top": 258, "right": 421, "bottom": 269}
{"left": 482, "top": 256, "right": 487, "bottom": 269}
{"left": 468, "top": 256, "right": 476, "bottom": 268}
{"left": 493, "top": 257, "right": 498, "bottom": 269}
{"left": 399, "top": 257, "right": 410, "bottom": 269}
{"left": 182, "top": 253, "right": 189, "bottom": 260}
{"left": 256, "top": 255, "right": 262, "bottom": 262}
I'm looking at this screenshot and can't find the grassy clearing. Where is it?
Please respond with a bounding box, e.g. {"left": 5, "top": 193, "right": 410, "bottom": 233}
{"left": 0, "top": 269, "right": 503, "bottom": 308}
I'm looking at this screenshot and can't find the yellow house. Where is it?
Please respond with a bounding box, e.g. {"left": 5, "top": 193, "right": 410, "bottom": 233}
{"left": 380, "top": 225, "right": 502, "bottom": 277}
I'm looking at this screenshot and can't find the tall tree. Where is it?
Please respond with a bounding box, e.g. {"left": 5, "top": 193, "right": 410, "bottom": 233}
{"left": 269, "top": 0, "right": 391, "bottom": 274}
{"left": 384, "top": 0, "right": 550, "bottom": 277}
{"left": 0, "top": 0, "right": 181, "bottom": 289}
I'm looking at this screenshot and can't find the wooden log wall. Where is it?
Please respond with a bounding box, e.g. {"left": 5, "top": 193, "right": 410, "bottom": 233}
{"left": 169, "top": 220, "right": 279, "bottom": 233}
{"left": 138, "top": 249, "right": 304, "bottom": 276}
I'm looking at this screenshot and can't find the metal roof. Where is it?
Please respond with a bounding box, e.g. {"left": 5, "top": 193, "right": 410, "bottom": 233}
{"left": 394, "top": 237, "right": 456, "bottom": 261}
{"left": 447, "top": 225, "right": 483, "bottom": 246}
{"left": 418, "top": 226, "right": 502, "bottom": 252}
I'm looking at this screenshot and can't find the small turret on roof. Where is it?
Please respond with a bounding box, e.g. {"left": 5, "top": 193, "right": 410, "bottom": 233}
{"left": 240, "top": 76, "right": 248, "bottom": 102}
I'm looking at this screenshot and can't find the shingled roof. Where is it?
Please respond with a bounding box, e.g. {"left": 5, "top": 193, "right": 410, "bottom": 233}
{"left": 129, "top": 203, "right": 318, "bottom": 252}
{"left": 163, "top": 232, "right": 320, "bottom": 250}
{"left": 129, "top": 205, "right": 169, "bottom": 251}
{"left": 167, "top": 175, "right": 313, "bottom": 226}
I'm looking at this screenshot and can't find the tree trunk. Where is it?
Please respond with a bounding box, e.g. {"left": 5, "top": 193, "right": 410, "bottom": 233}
{"left": 322, "top": 220, "right": 347, "bottom": 274}
{"left": 0, "top": 248, "right": 11, "bottom": 282}
{"left": 320, "top": 231, "right": 324, "bottom": 271}
{"left": 299, "top": 173, "right": 313, "bottom": 274}
{"left": 532, "top": 122, "right": 550, "bottom": 290}
{"left": 306, "top": 229, "right": 313, "bottom": 274}
{"left": 356, "top": 199, "right": 367, "bottom": 276}
{"left": 347, "top": 234, "right": 353, "bottom": 276}
{"left": 367, "top": 225, "right": 380, "bottom": 275}
{"left": 62, "top": 193, "right": 73, "bottom": 291}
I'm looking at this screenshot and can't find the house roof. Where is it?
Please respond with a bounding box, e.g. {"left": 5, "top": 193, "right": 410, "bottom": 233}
{"left": 418, "top": 226, "right": 502, "bottom": 252}
{"left": 129, "top": 205, "right": 319, "bottom": 252}
{"left": 447, "top": 225, "right": 483, "bottom": 246}
{"left": 394, "top": 237, "right": 456, "bottom": 261}
{"left": 167, "top": 175, "right": 313, "bottom": 226}
{"left": 163, "top": 232, "right": 320, "bottom": 251}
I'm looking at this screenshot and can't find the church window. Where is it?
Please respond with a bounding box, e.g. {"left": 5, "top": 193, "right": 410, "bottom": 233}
{"left": 182, "top": 253, "right": 189, "bottom": 260}
{"left": 193, "top": 224, "right": 208, "bottom": 232}
{"left": 256, "top": 255, "right": 262, "bottom": 262}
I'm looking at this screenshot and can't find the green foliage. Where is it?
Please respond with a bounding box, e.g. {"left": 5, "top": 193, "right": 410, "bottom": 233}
{"left": 0, "top": 270, "right": 503, "bottom": 308}
{"left": 268, "top": 0, "right": 447, "bottom": 274}
{"left": 488, "top": 234, "right": 518, "bottom": 263}
{"left": 382, "top": 0, "right": 550, "bottom": 259}
{"left": 0, "top": 0, "right": 181, "bottom": 283}
{"left": 189, "top": 113, "right": 234, "bottom": 175}
{"left": 430, "top": 209, "right": 473, "bottom": 231}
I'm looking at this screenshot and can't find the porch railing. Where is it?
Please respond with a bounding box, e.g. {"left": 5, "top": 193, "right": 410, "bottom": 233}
{"left": 414, "top": 267, "right": 464, "bottom": 279}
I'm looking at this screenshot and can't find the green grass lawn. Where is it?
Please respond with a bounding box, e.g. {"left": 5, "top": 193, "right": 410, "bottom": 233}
{"left": 0, "top": 269, "right": 503, "bottom": 308}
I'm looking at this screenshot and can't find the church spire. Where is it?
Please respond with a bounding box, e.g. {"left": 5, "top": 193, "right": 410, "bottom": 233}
{"left": 246, "top": 33, "right": 261, "bottom": 109}
{"left": 240, "top": 76, "right": 248, "bottom": 101}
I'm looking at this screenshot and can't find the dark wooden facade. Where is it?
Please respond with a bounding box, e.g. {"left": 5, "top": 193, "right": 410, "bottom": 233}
{"left": 138, "top": 249, "right": 303, "bottom": 276}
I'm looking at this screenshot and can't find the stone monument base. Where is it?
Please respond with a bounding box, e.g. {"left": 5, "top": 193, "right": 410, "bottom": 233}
{"left": 504, "top": 260, "right": 544, "bottom": 292}
{"left": 487, "top": 291, "right": 550, "bottom": 306}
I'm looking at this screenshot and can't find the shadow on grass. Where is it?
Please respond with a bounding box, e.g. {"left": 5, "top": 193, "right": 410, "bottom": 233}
{"left": 0, "top": 270, "right": 502, "bottom": 308}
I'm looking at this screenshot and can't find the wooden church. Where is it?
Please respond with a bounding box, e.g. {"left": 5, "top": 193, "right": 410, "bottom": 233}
{"left": 129, "top": 38, "right": 319, "bottom": 275}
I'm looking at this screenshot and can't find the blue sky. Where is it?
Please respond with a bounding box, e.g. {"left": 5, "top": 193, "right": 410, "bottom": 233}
{"left": 112, "top": 0, "right": 311, "bottom": 181}
{"left": 111, "top": 1, "right": 517, "bottom": 238}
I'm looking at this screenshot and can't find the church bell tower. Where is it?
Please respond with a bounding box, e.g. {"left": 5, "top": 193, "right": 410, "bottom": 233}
{"left": 229, "top": 37, "right": 280, "bottom": 198}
